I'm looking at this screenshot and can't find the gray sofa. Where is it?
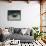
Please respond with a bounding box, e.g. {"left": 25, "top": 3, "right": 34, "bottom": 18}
{"left": 3, "top": 27, "right": 34, "bottom": 43}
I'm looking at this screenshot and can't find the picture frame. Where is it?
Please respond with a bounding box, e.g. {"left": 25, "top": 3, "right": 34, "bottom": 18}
{"left": 8, "top": 10, "right": 21, "bottom": 21}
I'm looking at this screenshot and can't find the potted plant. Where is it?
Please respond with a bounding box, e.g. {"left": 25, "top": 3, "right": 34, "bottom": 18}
{"left": 32, "top": 27, "right": 38, "bottom": 40}
{"left": 32, "top": 27, "right": 43, "bottom": 40}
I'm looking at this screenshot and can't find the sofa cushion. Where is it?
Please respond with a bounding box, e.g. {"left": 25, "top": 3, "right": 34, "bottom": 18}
{"left": 8, "top": 33, "right": 34, "bottom": 43}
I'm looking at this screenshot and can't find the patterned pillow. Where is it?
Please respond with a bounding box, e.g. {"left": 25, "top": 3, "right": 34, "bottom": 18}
{"left": 14, "top": 28, "right": 21, "bottom": 34}
{"left": 8, "top": 27, "right": 14, "bottom": 34}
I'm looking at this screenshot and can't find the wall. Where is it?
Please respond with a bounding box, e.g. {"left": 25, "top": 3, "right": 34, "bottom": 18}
{"left": 0, "top": 1, "right": 40, "bottom": 28}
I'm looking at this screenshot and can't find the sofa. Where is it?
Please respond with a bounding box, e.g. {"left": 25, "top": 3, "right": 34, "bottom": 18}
{"left": 3, "top": 27, "right": 34, "bottom": 43}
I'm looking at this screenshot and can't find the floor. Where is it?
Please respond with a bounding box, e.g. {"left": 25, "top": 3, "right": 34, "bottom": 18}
{"left": 21, "top": 40, "right": 46, "bottom": 46}
{"left": 0, "top": 40, "right": 46, "bottom": 46}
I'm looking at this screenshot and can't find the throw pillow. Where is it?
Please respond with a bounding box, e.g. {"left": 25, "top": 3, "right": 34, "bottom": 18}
{"left": 14, "top": 28, "right": 21, "bottom": 34}
{"left": 21, "top": 28, "right": 27, "bottom": 35}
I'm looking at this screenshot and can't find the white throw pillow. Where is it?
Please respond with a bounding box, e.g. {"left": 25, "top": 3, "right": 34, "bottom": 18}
{"left": 2, "top": 29, "right": 10, "bottom": 36}
{"left": 25, "top": 28, "right": 31, "bottom": 35}
{"left": 21, "top": 28, "right": 27, "bottom": 35}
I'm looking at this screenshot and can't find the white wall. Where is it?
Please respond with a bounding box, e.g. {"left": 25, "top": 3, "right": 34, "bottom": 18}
{"left": 0, "top": 1, "right": 40, "bottom": 28}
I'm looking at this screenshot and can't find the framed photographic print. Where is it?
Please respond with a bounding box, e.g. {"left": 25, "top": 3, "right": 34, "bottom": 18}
{"left": 8, "top": 10, "right": 21, "bottom": 21}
